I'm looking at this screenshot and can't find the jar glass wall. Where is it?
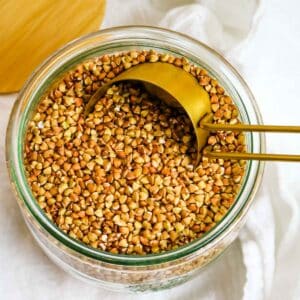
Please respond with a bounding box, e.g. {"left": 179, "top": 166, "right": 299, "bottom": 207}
{"left": 6, "top": 26, "right": 264, "bottom": 292}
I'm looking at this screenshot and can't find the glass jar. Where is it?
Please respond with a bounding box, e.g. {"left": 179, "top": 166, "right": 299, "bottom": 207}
{"left": 6, "top": 26, "right": 264, "bottom": 292}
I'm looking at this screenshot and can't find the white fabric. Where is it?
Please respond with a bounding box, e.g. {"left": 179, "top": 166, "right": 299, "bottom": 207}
{"left": 1, "top": 0, "right": 300, "bottom": 299}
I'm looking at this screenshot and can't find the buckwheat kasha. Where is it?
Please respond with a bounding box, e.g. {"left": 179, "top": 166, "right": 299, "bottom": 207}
{"left": 24, "top": 50, "right": 246, "bottom": 255}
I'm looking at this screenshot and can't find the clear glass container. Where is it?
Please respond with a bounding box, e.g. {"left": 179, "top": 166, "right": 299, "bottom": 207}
{"left": 6, "top": 26, "right": 265, "bottom": 292}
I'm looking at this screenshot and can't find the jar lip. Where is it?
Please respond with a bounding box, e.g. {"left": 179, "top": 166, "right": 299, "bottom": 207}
{"left": 6, "top": 25, "right": 265, "bottom": 266}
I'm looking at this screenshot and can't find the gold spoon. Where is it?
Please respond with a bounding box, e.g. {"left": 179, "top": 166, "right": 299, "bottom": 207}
{"left": 86, "top": 62, "right": 300, "bottom": 163}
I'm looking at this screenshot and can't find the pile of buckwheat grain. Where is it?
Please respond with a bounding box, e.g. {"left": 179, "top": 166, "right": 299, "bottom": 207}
{"left": 24, "top": 50, "right": 246, "bottom": 255}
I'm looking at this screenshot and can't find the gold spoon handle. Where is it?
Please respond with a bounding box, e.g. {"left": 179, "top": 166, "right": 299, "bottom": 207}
{"left": 204, "top": 151, "right": 300, "bottom": 162}
{"left": 201, "top": 121, "right": 300, "bottom": 161}
{"left": 201, "top": 122, "right": 300, "bottom": 133}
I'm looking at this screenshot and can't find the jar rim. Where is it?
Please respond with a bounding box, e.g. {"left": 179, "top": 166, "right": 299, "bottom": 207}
{"left": 6, "top": 26, "right": 265, "bottom": 266}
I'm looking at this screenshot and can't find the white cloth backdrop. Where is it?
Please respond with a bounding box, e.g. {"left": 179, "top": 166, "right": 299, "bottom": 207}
{"left": 1, "top": 0, "right": 300, "bottom": 299}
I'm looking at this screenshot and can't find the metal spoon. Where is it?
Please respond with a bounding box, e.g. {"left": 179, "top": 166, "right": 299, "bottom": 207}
{"left": 86, "top": 62, "right": 300, "bottom": 163}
